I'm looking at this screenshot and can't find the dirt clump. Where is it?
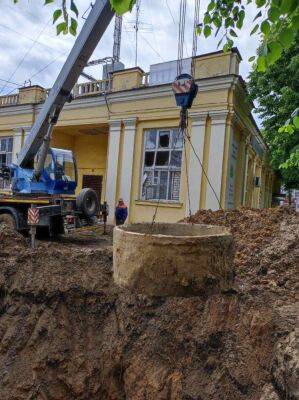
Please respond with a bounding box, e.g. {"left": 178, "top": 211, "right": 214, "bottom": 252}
{"left": 0, "top": 223, "right": 27, "bottom": 251}
{"left": 0, "top": 208, "right": 298, "bottom": 400}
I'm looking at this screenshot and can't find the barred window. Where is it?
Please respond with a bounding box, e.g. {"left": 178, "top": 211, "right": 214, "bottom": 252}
{"left": 141, "top": 128, "right": 183, "bottom": 202}
{"left": 0, "top": 137, "right": 13, "bottom": 189}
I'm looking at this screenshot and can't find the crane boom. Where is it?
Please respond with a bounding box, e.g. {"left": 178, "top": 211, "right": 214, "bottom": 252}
{"left": 18, "top": 0, "right": 114, "bottom": 168}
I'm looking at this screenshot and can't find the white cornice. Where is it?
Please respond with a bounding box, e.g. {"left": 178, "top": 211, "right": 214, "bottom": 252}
{"left": 0, "top": 75, "right": 238, "bottom": 117}
{"left": 0, "top": 104, "right": 34, "bottom": 116}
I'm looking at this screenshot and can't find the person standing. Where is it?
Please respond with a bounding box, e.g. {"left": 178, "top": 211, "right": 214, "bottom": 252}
{"left": 115, "top": 198, "right": 128, "bottom": 225}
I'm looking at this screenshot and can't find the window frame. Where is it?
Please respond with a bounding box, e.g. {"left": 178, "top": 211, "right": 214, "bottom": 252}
{"left": 140, "top": 128, "right": 183, "bottom": 203}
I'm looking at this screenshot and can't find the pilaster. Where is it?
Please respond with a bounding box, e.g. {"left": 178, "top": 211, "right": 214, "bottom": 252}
{"left": 12, "top": 126, "right": 32, "bottom": 164}
{"left": 22, "top": 126, "right": 32, "bottom": 146}
{"left": 106, "top": 120, "right": 121, "bottom": 224}
{"left": 12, "top": 128, "right": 22, "bottom": 164}
{"left": 119, "top": 118, "right": 137, "bottom": 217}
{"left": 186, "top": 112, "right": 207, "bottom": 216}
{"left": 206, "top": 110, "right": 228, "bottom": 210}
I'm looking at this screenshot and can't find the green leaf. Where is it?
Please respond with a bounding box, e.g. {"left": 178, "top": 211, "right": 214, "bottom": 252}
{"left": 280, "top": 0, "right": 296, "bottom": 14}
{"left": 44, "top": 0, "right": 54, "bottom": 4}
{"left": 230, "top": 29, "right": 238, "bottom": 37}
{"left": 268, "top": 7, "right": 280, "bottom": 23}
{"left": 261, "top": 20, "right": 270, "bottom": 37}
{"left": 225, "top": 17, "right": 234, "bottom": 28}
{"left": 250, "top": 24, "right": 259, "bottom": 35}
{"left": 207, "top": 1, "right": 215, "bottom": 12}
{"left": 260, "top": 42, "right": 268, "bottom": 56}
{"left": 285, "top": 125, "right": 295, "bottom": 134}
{"left": 253, "top": 10, "right": 262, "bottom": 21}
{"left": 195, "top": 25, "right": 202, "bottom": 36}
{"left": 53, "top": 9, "right": 62, "bottom": 24}
{"left": 203, "top": 25, "right": 212, "bottom": 38}
{"left": 292, "top": 15, "right": 299, "bottom": 30}
{"left": 204, "top": 13, "right": 211, "bottom": 24}
{"left": 236, "top": 10, "right": 245, "bottom": 29}
{"left": 110, "top": 0, "right": 135, "bottom": 15}
{"left": 257, "top": 55, "right": 266, "bottom": 71}
{"left": 213, "top": 16, "right": 221, "bottom": 28}
{"left": 267, "top": 41, "right": 282, "bottom": 64}
{"left": 293, "top": 116, "right": 299, "bottom": 129}
{"left": 70, "top": 0, "right": 79, "bottom": 18}
{"left": 223, "top": 43, "right": 229, "bottom": 53}
{"left": 227, "top": 38, "right": 233, "bottom": 47}
{"left": 56, "top": 21, "right": 67, "bottom": 35}
{"left": 69, "top": 17, "right": 78, "bottom": 36}
{"left": 248, "top": 56, "right": 256, "bottom": 62}
{"left": 279, "top": 27, "right": 295, "bottom": 49}
{"left": 256, "top": 0, "right": 266, "bottom": 7}
{"left": 232, "top": 6, "right": 239, "bottom": 16}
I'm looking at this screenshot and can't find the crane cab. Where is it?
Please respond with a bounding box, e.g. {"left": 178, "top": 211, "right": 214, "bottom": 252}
{"left": 11, "top": 147, "right": 77, "bottom": 195}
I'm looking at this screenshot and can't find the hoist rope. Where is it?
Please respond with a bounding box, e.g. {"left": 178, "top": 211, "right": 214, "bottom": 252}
{"left": 177, "top": 0, "right": 187, "bottom": 75}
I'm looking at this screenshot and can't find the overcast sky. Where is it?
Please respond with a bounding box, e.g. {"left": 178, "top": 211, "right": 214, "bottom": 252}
{"left": 0, "top": 0, "right": 261, "bottom": 96}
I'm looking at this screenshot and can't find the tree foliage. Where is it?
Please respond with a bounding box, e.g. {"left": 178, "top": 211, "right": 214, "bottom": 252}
{"left": 247, "top": 34, "right": 299, "bottom": 189}
{"left": 11, "top": 1, "right": 298, "bottom": 72}
{"left": 198, "top": 0, "right": 299, "bottom": 72}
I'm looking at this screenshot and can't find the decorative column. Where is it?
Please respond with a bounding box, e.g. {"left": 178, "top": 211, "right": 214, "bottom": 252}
{"left": 105, "top": 120, "right": 121, "bottom": 224}
{"left": 186, "top": 112, "right": 207, "bottom": 216}
{"left": 12, "top": 128, "right": 23, "bottom": 164}
{"left": 251, "top": 155, "right": 257, "bottom": 208}
{"left": 12, "top": 126, "right": 32, "bottom": 164}
{"left": 206, "top": 111, "right": 228, "bottom": 210}
{"left": 242, "top": 135, "right": 251, "bottom": 206}
{"left": 119, "top": 118, "right": 137, "bottom": 214}
{"left": 23, "top": 126, "right": 32, "bottom": 144}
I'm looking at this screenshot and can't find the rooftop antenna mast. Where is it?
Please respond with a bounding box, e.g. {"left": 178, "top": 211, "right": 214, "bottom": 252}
{"left": 113, "top": 15, "right": 123, "bottom": 62}
{"left": 134, "top": 0, "right": 141, "bottom": 66}
{"left": 82, "top": 15, "right": 123, "bottom": 80}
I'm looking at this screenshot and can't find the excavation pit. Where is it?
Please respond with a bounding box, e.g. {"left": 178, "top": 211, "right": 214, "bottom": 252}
{"left": 113, "top": 222, "right": 234, "bottom": 297}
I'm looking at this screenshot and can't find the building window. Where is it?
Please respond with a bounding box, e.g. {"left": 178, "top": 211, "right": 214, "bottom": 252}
{"left": 0, "top": 137, "right": 13, "bottom": 189}
{"left": 141, "top": 128, "right": 183, "bottom": 202}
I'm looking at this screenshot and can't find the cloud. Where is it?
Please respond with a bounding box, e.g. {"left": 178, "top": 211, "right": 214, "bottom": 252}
{"left": 0, "top": 0, "right": 261, "bottom": 95}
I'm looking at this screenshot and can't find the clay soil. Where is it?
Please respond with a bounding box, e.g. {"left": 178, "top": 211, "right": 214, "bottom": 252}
{"left": 0, "top": 208, "right": 298, "bottom": 400}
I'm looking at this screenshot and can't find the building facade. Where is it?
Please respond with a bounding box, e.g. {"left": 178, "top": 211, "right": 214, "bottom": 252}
{"left": 0, "top": 49, "right": 274, "bottom": 224}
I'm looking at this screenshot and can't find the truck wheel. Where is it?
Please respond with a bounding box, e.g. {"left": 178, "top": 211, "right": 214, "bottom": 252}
{"left": 76, "top": 188, "right": 99, "bottom": 218}
{"left": 0, "top": 213, "right": 16, "bottom": 229}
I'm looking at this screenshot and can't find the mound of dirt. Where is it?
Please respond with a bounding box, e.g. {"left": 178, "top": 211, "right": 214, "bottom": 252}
{"left": 0, "top": 223, "right": 28, "bottom": 253}
{"left": 0, "top": 208, "right": 298, "bottom": 400}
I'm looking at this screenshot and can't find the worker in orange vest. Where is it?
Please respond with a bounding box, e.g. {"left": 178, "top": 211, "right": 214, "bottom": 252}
{"left": 115, "top": 198, "right": 128, "bottom": 226}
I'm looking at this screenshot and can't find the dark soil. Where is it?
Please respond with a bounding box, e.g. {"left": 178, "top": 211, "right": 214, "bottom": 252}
{"left": 0, "top": 208, "right": 298, "bottom": 400}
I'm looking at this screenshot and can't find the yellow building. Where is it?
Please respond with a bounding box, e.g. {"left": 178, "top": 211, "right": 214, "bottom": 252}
{"left": 0, "top": 49, "right": 274, "bottom": 224}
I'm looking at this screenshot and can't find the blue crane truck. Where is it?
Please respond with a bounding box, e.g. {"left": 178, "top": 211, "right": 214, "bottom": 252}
{"left": 0, "top": 0, "right": 113, "bottom": 236}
